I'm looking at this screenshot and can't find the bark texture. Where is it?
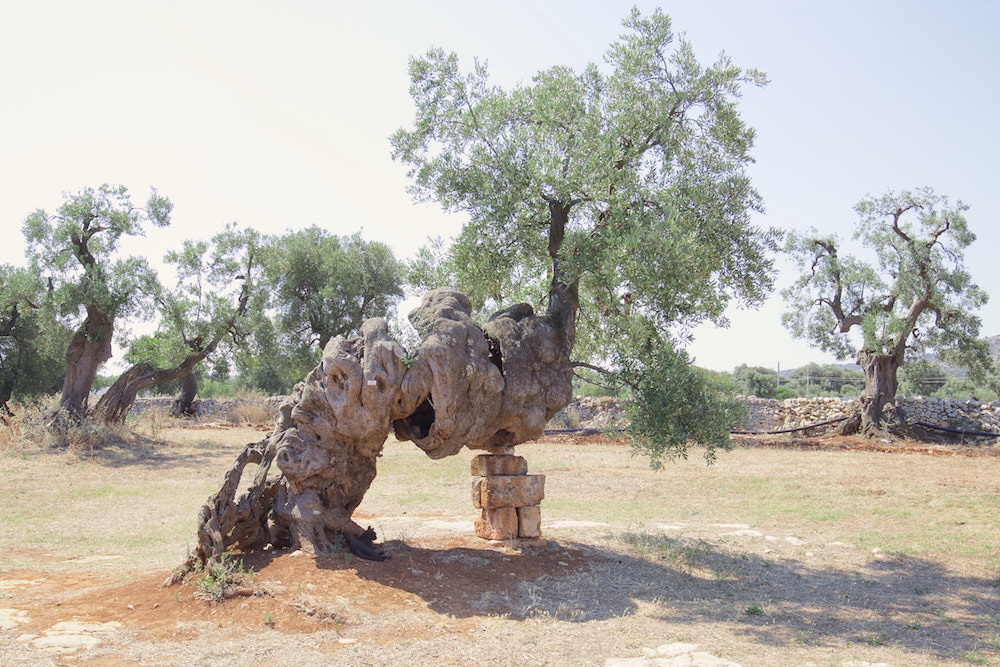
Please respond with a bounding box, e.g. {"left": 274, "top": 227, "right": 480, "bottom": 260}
{"left": 58, "top": 307, "right": 113, "bottom": 420}
{"left": 174, "top": 288, "right": 575, "bottom": 577}
{"left": 856, "top": 348, "right": 902, "bottom": 436}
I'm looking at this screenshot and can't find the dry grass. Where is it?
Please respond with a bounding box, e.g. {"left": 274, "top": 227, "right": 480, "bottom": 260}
{"left": 1, "top": 426, "right": 998, "bottom": 665}
{"left": 226, "top": 389, "right": 274, "bottom": 426}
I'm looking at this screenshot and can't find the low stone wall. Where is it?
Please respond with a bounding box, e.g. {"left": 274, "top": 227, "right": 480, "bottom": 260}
{"left": 556, "top": 395, "right": 1000, "bottom": 436}
{"left": 132, "top": 393, "right": 1000, "bottom": 436}
{"left": 742, "top": 395, "right": 1000, "bottom": 434}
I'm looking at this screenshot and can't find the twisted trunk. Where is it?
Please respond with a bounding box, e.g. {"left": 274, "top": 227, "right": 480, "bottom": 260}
{"left": 171, "top": 372, "right": 199, "bottom": 416}
{"left": 546, "top": 200, "right": 579, "bottom": 354}
{"left": 58, "top": 307, "right": 113, "bottom": 420}
{"left": 856, "top": 348, "right": 902, "bottom": 436}
{"left": 94, "top": 355, "right": 203, "bottom": 423}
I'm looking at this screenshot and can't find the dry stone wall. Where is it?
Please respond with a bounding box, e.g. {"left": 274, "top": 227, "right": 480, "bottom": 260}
{"left": 553, "top": 395, "right": 1000, "bottom": 436}
{"left": 133, "top": 393, "right": 1000, "bottom": 435}
{"left": 740, "top": 396, "right": 1000, "bottom": 434}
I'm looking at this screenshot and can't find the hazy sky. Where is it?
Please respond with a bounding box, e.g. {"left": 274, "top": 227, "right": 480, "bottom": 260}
{"left": 2, "top": 0, "right": 998, "bottom": 372}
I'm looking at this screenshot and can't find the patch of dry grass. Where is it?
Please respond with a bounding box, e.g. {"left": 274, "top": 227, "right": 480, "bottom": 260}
{"left": 2, "top": 427, "right": 999, "bottom": 665}
{"left": 226, "top": 389, "right": 274, "bottom": 426}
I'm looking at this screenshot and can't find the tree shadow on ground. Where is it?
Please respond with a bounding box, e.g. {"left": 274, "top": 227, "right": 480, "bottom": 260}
{"left": 246, "top": 531, "right": 1000, "bottom": 662}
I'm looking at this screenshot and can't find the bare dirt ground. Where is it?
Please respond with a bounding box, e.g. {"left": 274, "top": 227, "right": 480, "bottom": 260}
{"left": 1, "top": 425, "right": 999, "bottom": 666}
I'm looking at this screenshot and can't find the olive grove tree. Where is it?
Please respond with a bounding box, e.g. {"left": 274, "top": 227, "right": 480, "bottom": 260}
{"left": 391, "top": 7, "right": 778, "bottom": 463}
{"left": 93, "top": 224, "right": 266, "bottom": 422}
{"left": 0, "top": 266, "right": 72, "bottom": 414}
{"left": 782, "top": 187, "right": 991, "bottom": 435}
{"left": 174, "top": 9, "right": 779, "bottom": 573}
{"left": 22, "top": 184, "right": 171, "bottom": 422}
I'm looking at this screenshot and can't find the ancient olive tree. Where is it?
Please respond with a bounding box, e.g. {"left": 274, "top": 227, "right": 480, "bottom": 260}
{"left": 94, "top": 224, "right": 265, "bottom": 422}
{"left": 23, "top": 184, "right": 172, "bottom": 421}
{"left": 173, "top": 9, "right": 776, "bottom": 575}
{"left": 782, "top": 187, "right": 991, "bottom": 435}
{"left": 0, "top": 266, "right": 72, "bottom": 414}
{"left": 391, "top": 7, "right": 778, "bottom": 463}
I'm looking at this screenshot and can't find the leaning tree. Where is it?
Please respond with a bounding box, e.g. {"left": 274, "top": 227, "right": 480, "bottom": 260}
{"left": 22, "top": 184, "right": 171, "bottom": 422}
{"left": 174, "top": 9, "right": 777, "bottom": 575}
{"left": 94, "top": 224, "right": 266, "bottom": 422}
{"left": 782, "top": 187, "right": 991, "bottom": 435}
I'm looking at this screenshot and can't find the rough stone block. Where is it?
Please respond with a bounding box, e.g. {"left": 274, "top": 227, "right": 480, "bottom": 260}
{"left": 517, "top": 505, "right": 542, "bottom": 538}
{"left": 475, "top": 506, "right": 518, "bottom": 540}
{"left": 480, "top": 474, "right": 545, "bottom": 509}
{"left": 471, "top": 478, "right": 483, "bottom": 508}
{"left": 471, "top": 454, "right": 528, "bottom": 477}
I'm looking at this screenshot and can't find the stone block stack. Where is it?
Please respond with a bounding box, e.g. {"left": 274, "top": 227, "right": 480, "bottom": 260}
{"left": 471, "top": 454, "right": 544, "bottom": 540}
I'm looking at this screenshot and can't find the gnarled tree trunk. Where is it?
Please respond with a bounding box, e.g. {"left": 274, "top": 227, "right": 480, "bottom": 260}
{"left": 171, "top": 372, "right": 199, "bottom": 416}
{"left": 94, "top": 356, "right": 201, "bottom": 423}
{"left": 857, "top": 348, "right": 902, "bottom": 436}
{"left": 58, "top": 307, "right": 113, "bottom": 421}
{"left": 173, "top": 287, "right": 578, "bottom": 578}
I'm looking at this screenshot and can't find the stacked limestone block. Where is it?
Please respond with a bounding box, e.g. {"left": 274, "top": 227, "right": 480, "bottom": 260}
{"left": 471, "top": 454, "right": 544, "bottom": 540}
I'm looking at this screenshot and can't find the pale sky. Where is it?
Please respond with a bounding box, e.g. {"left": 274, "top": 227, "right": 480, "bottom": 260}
{"left": 2, "top": 0, "right": 998, "bottom": 373}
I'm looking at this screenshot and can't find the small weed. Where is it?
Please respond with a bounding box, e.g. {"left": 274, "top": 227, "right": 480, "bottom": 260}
{"left": 264, "top": 611, "right": 275, "bottom": 627}
{"left": 867, "top": 629, "right": 889, "bottom": 646}
{"left": 745, "top": 605, "right": 765, "bottom": 616}
{"left": 194, "top": 552, "right": 255, "bottom": 603}
{"left": 909, "top": 621, "right": 922, "bottom": 630}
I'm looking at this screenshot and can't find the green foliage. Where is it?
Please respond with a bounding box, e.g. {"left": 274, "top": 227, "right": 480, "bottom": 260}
{"left": 732, "top": 364, "right": 778, "bottom": 398}
{"left": 0, "top": 266, "right": 71, "bottom": 406}
{"left": 932, "top": 378, "right": 989, "bottom": 401}
{"left": 128, "top": 223, "right": 265, "bottom": 372}
{"left": 783, "top": 363, "right": 865, "bottom": 398}
{"left": 234, "top": 226, "right": 405, "bottom": 393}
{"left": 897, "top": 358, "right": 949, "bottom": 397}
{"left": 614, "top": 329, "right": 743, "bottom": 468}
{"left": 22, "top": 184, "right": 170, "bottom": 326}
{"left": 782, "top": 187, "right": 992, "bottom": 419}
{"left": 774, "top": 385, "right": 798, "bottom": 400}
{"left": 263, "top": 227, "right": 405, "bottom": 350}
{"left": 393, "top": 8, "right": 776, "bottom": 461}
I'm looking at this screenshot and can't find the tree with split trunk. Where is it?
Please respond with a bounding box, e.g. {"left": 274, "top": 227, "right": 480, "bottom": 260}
{"left": 93, "top": 224, "right": 265, "bottom": 422}
{"left": 782, "top": 187, "right": 991, "bottom": 436}
{"left": 22, "top": 184, "right": 172, "bottom": 423}
{"left": 392, "top": 7, "right": 779, "bottom": 465}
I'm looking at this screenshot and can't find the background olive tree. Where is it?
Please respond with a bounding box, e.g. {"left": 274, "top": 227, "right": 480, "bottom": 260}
{"left": 0, "top": 266, "right": 72, "bottom": 414}
{"left": 22, "top": 184, "right": 171, "bottom": 422}
{"left": 232, "top": 227, "right": 406, "bottom": 394}
{"left": 782, "top": 187, "right": 991, "bottom": 434}
{"left": 93, "top": 224, "right": 266, "bottom": 421}
{"left": 392, "top": 8, "right": 778, "bottom": 465}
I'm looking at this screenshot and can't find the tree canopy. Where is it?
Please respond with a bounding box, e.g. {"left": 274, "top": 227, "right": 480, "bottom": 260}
{"left": 393, "top": 8, "right": 778, "bottom": 464}
{"left": 22, "top": 184, "right": 172, "bottom": 418}
{"left": 782, "top": 187, "right": 991, "bottom": 433}
{"left": 93, "top": 223, "right": 266, "bottom": 421}
{"left": 264, "top": 227, "right": 405, "bottom": 351}
{"left": 0, "top": 266, "right": 72, "bottom": 413}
